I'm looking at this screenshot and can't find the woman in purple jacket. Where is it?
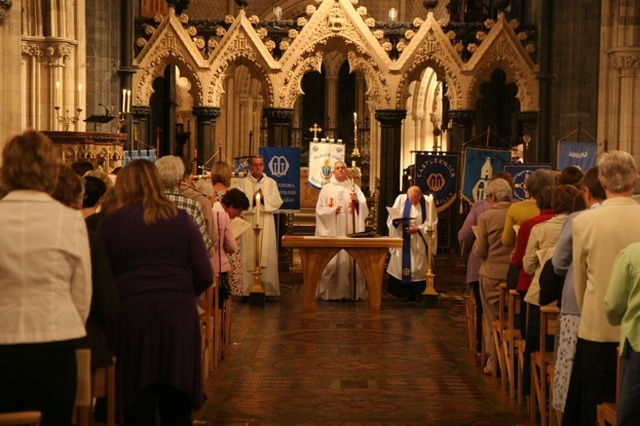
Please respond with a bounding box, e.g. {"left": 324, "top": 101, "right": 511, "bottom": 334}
{"left": 98, "top": 159, "right": 213, "bottom": 426}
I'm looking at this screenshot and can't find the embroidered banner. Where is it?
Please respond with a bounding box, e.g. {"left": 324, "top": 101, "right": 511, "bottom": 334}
{"left": 503, "top": 163, "right": 552, "bottom": 201}
{"left": 557, "top": 141, "right": 598, "bottom": 172}
{"left": 307, "top": 141, "right": 346, "bottom": 189}
{"left": 461, "top": 148, "right": 511, "bottom": 205}
{"left": 414, "top": 153, "right": 458, "bottom": 212}
{"left": 259, "top": 147, "right": 301, "bottom": 212}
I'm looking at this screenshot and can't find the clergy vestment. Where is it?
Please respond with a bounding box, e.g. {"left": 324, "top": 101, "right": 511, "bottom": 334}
{"left": 386, "top": 193, "right": 438, "bottom": 300}
{"left": 315, "top": 176, "right": 369, "bottom": 300}
{"left": 238, "top": 173, "right": 283, "bottom": 296}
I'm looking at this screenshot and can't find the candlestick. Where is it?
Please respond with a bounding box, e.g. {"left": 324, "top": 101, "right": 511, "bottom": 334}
{"left": 76, "top": 84, "right": 82, "bottom": 108}
{"left": 352, "top": 111, "right": 360, "bottom": 157}
{"left": 427, "top": 194, "right": 437, "bottom": 230}
{"left": 255, "top": 193, "right": 261, "bottom": 227}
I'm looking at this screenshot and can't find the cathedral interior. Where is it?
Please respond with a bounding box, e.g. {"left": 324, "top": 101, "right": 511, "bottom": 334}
{"left": 1, "top": 0, "right": 636, "bottom": 424}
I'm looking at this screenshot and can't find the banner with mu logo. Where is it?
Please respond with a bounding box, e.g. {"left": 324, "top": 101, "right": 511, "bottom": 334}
{"left": 414, "top": 153, "right": 458, "bottom": 211}
{"left": 259, "top": 147, "right": 301, "bottom": 212}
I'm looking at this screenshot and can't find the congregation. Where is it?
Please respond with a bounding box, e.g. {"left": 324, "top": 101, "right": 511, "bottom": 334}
{"left": 3, "top": 128, "right": 640, "bottom": 426}
{"left": 458, "top": 151, "right": 640, "bottom": 426}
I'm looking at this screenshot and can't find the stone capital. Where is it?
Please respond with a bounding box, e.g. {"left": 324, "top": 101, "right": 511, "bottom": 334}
{"left": 374, "top": 109, "right": 407, "bottom": 126}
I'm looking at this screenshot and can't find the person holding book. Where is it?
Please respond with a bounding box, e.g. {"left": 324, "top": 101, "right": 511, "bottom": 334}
{"left": 386, "top": 186, "right": 438, "bottom": 302}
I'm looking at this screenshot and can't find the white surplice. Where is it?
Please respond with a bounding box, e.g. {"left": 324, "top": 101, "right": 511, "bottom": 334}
{"left": 238, "top": 173, "right": 283, "bottom": 296}
{"left": 315, "top": 177, "right": 369, "bottom": 300}
{"left": 386, "top": 193, "right": 438, "bottom": 282}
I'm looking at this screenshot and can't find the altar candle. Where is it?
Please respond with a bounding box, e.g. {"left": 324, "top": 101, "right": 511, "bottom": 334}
{"left": 255, "top": 193, "right": 261, "bottom": 227}
{"left": 126, "top": 90, "right": 131, "bottom": 113}
{"left": 122, "top": 89, "right": 126, "bottom": 112}
{"left": 427, "top": 194, "right": 437, "bottom": 230}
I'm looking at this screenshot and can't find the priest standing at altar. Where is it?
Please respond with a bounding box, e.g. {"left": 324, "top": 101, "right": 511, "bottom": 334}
{"left": 315, "top": 161, "right": 369, "bottom": 300}
{"left": 238, "top": 155, "right": 283, "bottom": 297}
{"left": 386, "top": 186, "right": 438, "bottom": 302}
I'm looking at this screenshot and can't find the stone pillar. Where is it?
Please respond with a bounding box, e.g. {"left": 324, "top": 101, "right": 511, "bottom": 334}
{"left": 131, "top": 105, "right": 152, "bottom": 151}
{"left": 262, "top": 108, "right": 294, "bottom": 147}
{"left": 447, "top": 109, "right": 476, "bottom": 153}
{"left": 611, "top": 48, "right": 640, "bottom": 154}
{"left": 118, "top": 0, "right": 135, "bottom": 149}
{"left": 517, "top": 111, "right": 539, "bottom": 163}
{"left": 374, "top": 109, "right": 407, "bottom": 234}
{"left": 192, "top": 106, "right": 221, "bottom": 166}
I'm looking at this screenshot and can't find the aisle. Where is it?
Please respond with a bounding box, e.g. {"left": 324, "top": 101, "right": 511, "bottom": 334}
{"left": 194, "top": 264, "right": 534, "bottom": 425}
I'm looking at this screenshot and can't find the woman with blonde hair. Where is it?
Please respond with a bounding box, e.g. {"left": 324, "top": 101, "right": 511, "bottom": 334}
{"left": 97, "top": 159, "right": 213, "bottom": 426}
{"left": 0, "top": 130, "right": 92, "bottom": 426}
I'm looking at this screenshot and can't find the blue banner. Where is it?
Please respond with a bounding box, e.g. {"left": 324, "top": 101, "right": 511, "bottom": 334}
{"left": 503, "top": 164, "right": 552, "bottom": 201}
{"left": 557, "top": 141, "right": 598, "bottom": 172}
{"left": 414, "top": 154, "right": 458, "bottom": 211}
{"left": 461, "top": 148, "right": 511, "bottom": 204}
{"left": 259, "top": 147, "right": 301, "bottom": 212}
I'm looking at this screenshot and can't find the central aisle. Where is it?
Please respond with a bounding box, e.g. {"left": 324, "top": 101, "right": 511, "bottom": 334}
{"left": 195, "top": 262, "right": 534, "bottom": 425}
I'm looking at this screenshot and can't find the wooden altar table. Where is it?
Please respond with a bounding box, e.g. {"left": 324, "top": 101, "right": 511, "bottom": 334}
{"left": 281, "top": 235, "right": 402, "bottom": 310}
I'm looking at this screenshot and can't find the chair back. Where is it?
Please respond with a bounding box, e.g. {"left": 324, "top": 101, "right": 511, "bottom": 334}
{"left": 0, "top": 411, "right": 41, "bottom": 426}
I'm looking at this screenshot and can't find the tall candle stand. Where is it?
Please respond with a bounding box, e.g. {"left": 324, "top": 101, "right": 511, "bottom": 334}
{"left": 54, "top": 106, "right": 83, "bottom": 131}
{"left": 116, "top": 112, "right": 129, "bottom": 133}
{"left": 422, "top": 226, "right": 438, "bottom": 307}
{"left": 249, "top": 226, "right": 266, "bottom": 307}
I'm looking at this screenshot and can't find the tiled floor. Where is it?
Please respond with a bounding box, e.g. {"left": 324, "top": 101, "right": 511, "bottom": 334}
{"left": 194, "top": 260, "right": 535, "bottom": 425}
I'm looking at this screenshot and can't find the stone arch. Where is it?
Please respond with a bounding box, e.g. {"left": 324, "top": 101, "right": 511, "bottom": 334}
{"left": 467, "top": 55, "right": 536, "bottom": 112}
{"left": 135, "top": 50, "right": 204, "bottom": 108}
{"left": 278, "top": 34, "right": 391, "bottom": 110}
{"left": 208, "top": 53, "right": 274, "bottom": 108}
{"left": 397, "top": 54, "right": 463, "bottom": 111}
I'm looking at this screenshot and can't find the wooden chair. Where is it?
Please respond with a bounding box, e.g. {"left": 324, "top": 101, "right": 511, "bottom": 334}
{"left": 465, "top": 286, "right": 477, "bottom": 353}
{"left": 221, "top": 296, "right": 232, "bottom": 359}
{"left": 492, "top": 283, "right": 509, "bottom": 385}
{"left": 92, "top": 360, "right": 116, "bottom": 426}
{"left": 597, "top": 347, "right": 622, "bottom": 426}
{"left": 502, "top": 289, "right": 522, "bottom": 399}
{"left": 0, "top": 412, "right": 41, "bottom": 426}
{"left": 74, "top": 349, "right": 92, "bottom": 426}
{"left": 530, "top": 303, "right": 558, "bottom": 426}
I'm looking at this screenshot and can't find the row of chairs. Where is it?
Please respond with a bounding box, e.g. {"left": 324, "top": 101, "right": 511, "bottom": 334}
{"left": 201, "top": 276, "right": 232, "bottom": 380}
{"left": 466, "top": 283, "right": 560, "bottom": 425}
{"left": 467, "top": 283, "right": 623, "bottom": 426}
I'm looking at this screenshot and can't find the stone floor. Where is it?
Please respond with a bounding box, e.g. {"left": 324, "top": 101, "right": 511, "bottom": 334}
{"left": 193, "top": 255, "right": 535, "bottom": 425}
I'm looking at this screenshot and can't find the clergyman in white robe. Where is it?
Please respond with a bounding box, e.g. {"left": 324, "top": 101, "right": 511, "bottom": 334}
{"left": 238, "top": 156, "right": 284, "bottom": 296}
{"left": 315, "top": 163, "right": 369, "bottom": 301}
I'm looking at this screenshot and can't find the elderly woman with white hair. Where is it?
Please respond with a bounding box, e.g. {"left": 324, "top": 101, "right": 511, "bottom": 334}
{"left": 472, "top": 178, "right": 513, "bottom": 375}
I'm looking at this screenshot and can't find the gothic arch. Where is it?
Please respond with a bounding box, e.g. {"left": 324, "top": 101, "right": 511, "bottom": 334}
{"left": 466, "top": 54, "right": 536, "bottom": 112}
{"left": 135, "top": 50, "right": 204, "bottom": 107}
{"left": 397, "top": 54, "right": 463, "bottom": 112}
{"left": 207, "top": 53, "right": 275, "bottom": 107}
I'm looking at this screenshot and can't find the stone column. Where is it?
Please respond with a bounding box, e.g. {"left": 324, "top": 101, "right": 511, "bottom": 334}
{"left": 611, "top": 49, "right": 640, "bottom": 154}
{"left": 118, "top": 0, "right": 135, "bottom": 148}
{"left": 262, "top": 108, "right": 294, "bottom": 147}
{"left": 192, "top": 106, "right": 221, "bottom": 166}
{"left": 447, "top": 109, "right": 476, "bottom": 153}
{"left": 374, "top": 109, "right": 407, "bottom": 234}
{"left": 517, "top": 111, "right": 539, "bottom": 163}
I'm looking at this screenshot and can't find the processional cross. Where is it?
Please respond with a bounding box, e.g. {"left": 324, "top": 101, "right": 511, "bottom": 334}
{"left": 309, "top": 123, "right": 323, "bottom": 139}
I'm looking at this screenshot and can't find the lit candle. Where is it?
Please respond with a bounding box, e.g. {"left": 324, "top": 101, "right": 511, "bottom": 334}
{"left": 55, "top": 82, "right": 61, "bottom": 108}
{"left": 255, "top": 193, "right": 261, "bottom": 227}
{"left": 427, "top": 194, "right": 437, "bottom": 230}
{"left": 76, "top": 84, "right": 82, "bottom": 109}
